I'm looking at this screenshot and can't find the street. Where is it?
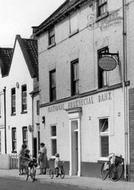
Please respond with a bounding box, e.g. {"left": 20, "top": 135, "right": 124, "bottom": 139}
{"left": 0, "top": 178, "right": 94, "bottom": 190}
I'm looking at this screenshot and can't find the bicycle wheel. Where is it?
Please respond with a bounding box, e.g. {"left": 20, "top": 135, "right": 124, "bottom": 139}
{"left": 101, "top": 162, "right": 109, "bottom": 180}
{"left": 49, "top": 169, "right": 54, "bottom": 179}
{"left": 109, "top": 163, "right": 124, "bottom": 181}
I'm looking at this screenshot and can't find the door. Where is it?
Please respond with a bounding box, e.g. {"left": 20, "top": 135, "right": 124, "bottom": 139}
{"left": 71, "top": 120, "right": 79, "bottom": 175}
{"left": 33, "top": 138, "right": 37, "bottom": 158}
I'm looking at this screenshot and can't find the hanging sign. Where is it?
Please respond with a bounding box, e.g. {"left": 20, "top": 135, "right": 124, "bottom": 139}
{"left": 99, "top": 56, "right": 117, "bottom": 71}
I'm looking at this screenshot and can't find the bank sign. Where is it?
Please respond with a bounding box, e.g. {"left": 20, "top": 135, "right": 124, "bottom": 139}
{"left": 48, "top": 91, "right": 112, "bottom": 112}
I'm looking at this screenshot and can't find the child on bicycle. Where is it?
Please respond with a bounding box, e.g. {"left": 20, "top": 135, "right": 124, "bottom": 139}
{"left": 54, "top": 153, "right": 61, "bottom": 177}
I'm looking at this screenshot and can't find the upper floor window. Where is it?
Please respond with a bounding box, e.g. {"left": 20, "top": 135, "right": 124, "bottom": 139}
{"left": 99, "top": 118, "right": 109, "bottom": 157}
{"left": 97, "top": 0, "right": 108, "bottom": 18}
{"left": 49, "top": 69, "right": 56, "bottom": 102}
{"left": 69, "top": 12, "right": 79, "bottom": 36}
{"left": 11, "top": 88, "right": 16, "bottom": 115}
{"left": 21, "top": 85, "right": 27, "bottom": 113}
{"left": 71, "top": 59, "right": 79, "bottom": 96}
{"left": 12, "top": 127, "right": 17, "bottom": 153}
{"left": 36, "top": 100, "right": 40, "bottom": 115}
{"left": 48, "top": 26, "right": 55, "bottom": 46}
{"left": 98, "top": 47, "right": 109, "bottom": 88}
{"left": 22, "top": 126, "right": 28, "bottom": 147}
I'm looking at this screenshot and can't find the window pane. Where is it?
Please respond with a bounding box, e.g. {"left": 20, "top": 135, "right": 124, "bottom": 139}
{"left": 22, "top": 85, "right": 27, "bottom": 112}
{"left": 101, "top": 136, "right": 109, "bottom": 157}
{"left": 48, "top": 27, "right": 55, "bottom": 45}
{"left": 70, "top": 13, "right": 78, "bottom": 33}
{"left": 50, "top": 70, "right": 56, "bottom": 101}
{"left": 51, "top": 126, "right": 56, "bottom": 136}
{"left": 71, "top": 60, "right": 79, "bottom": 95}
{"left": 12, "top": 128, "right": 16, "bottom": 152}
{"left": 22, "top": 127, "right": 28, "bottom": 146}
{"left": 52, "top": 139, "right": 57, "bottom": 156}
{"left": 100, "top": 119, "right": 108, "bottom": 132}
{"left": 11, "top": 88, "right": 16, "bottom": 114}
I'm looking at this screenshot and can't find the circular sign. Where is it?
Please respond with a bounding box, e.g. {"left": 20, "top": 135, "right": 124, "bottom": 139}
{"left": 99, "top": 56, "right": 117, "bottom": 71}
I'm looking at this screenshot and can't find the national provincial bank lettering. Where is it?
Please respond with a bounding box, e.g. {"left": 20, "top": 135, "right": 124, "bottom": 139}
{"left": 48, "top": 92, "right": 112, "bottom": 112}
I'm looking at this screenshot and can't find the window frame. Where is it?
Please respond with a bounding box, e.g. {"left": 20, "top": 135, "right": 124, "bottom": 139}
{"left": 12, "top": 127, "right": 17, "bottom": 153}
{"left": 98, "top": 47, "right": 109, "bottom": 89}
{"left": 49, "top": 69, "right": 56, "bottom": 102}
{"left": 71, "top": 59, "right": 79, "bottom": 96}
{"left": 50, "top": 125, "right": 57, "bottom": 157}
{"left": 69, "top": 11, "right": 79, "bottom": 37}
{"left": 99, "top": 118, "right": 109, "bottom": 158}
{"left": 96, "top": 0, "right": 108, "bottom": 19}
{"left": 11, "top": 88, "right": 16, "bottom": 115}
{"left": 36, "top": 100, "right": 40, "bottom": 115}
{"left": 21, "top": 84, "right": 27, "bottom": 113}
{"left": 22, "top": 126, "right": 28, "bottom": 147}
{"left": 48, "top": 26, "right": 55, "bottom": 46}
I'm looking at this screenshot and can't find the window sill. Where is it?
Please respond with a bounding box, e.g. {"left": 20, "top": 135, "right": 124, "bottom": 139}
{"left": 21, "top": 111, "right": 27, "bottom": 114}
{"left": 47, "top": 42, "right": 56, "bottom": 49}
{"left": 96, "top": 12, "right": 109, "bottom": 22}
{"left": 69, "top": 29, "right": 79, "bottom": 38}
{"left": 11, "top": 113, "right": 16, "bottom": 116}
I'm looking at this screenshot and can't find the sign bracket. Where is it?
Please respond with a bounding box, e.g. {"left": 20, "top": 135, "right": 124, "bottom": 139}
{"left": 100, "top": 52, "right": 120, "bottom": 65}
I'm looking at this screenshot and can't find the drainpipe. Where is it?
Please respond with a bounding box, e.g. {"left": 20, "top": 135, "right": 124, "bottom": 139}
{"left": 122, "top": 0, "right": 129, "bottom": 180}
{"left": 3, "top": 87, "right": 7, "bottom": 154}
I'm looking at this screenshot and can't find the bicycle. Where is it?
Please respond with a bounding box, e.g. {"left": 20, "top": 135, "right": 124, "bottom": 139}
{"left": 101, "top": 153, "right": 124, "bottom": 181}
{"left": 49, "top": 161, "right": 65, "bottom": 179}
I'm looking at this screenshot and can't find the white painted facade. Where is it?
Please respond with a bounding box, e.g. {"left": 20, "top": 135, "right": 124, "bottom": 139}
{"left": 0, "top": 38, "right": 38, "bottom": 157}
{"left": 37, "top": 0, "right": 126, "bottom": 173}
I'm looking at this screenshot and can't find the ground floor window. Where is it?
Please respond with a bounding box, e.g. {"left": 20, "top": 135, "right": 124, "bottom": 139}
{"left": 22, "top": 126, "right": 28, "bottom": 147}
{"left": 50, "top": 125, "right": 57, "bottom": 156}
{"left": 12, "top": 127, "right": 17, "bottom": 153}
{"left": 99, "top": 118, "right": 109, "bottom": 157}
{"left": 38, "top": 131, "right": 40, "bottom": 151}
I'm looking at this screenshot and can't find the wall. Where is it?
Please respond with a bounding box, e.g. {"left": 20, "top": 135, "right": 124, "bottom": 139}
{"left": 38, "top": 0, "right": 123, "bottom": 106}
{"left": 5, "top": 40, "right": 33, "bottom": 154}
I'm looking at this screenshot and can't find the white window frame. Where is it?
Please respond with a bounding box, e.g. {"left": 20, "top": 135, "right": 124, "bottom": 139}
{"left": 99, "top": 117, "right": 109, "bottom": 159}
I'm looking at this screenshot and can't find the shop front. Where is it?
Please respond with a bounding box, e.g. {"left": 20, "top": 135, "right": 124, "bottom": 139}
{"left": 40, "top": 87, "right": 125, "bottom": 177}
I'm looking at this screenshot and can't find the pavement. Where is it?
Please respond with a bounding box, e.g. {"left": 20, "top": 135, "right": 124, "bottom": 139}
{"left": 0, "top": 169, "right": 134, "bottom": 190}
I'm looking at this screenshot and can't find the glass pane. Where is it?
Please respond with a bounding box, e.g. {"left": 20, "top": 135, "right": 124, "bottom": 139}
{"left": 100, "top": 118, "right": 108, "bottom": 132}
{"left": 51, "top": 126, "right": 56, "bottom": 136}
{"left": 101, "top": 136, "right": 109, "bottom": 157}
{"left": 52, "top": 139, "right": 57, "bottom": 155}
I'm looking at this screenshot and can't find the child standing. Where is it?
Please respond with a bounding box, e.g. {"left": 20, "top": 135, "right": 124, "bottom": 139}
{"left": 54, "top": 153, "right": 60, "bottom": 177}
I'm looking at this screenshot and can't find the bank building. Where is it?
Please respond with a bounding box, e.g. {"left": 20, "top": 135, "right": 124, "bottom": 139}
{"left": 33, "top": 0, "right": 134, "bottom": 181}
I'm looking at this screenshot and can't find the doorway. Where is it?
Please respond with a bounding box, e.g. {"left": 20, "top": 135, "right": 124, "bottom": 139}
{"left": 71, "top": 120, "right": 79, "bottom": 175}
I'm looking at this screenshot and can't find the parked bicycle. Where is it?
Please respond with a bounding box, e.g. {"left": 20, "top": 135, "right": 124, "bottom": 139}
{"left": 101, "top": 153, "right": 124, "bottom": 181}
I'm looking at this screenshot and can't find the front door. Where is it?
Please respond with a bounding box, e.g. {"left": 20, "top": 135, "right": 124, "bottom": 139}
{"left": 71, "top": 120, "right": 79, "bottom": 175}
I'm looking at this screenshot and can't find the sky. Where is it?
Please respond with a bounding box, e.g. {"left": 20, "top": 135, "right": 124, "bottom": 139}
{"left": 0, "top": 0, "right": 65, "bottom": 47}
